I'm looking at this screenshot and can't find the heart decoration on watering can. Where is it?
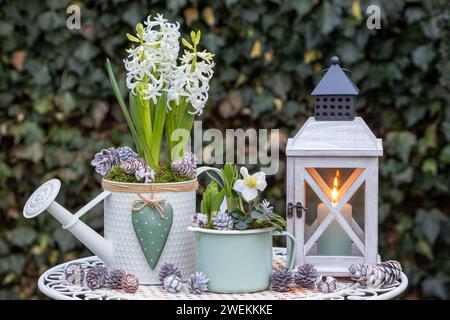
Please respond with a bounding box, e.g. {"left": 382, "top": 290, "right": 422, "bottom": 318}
{"left": 131, "top": 193, "right": 173, "bottom": 269}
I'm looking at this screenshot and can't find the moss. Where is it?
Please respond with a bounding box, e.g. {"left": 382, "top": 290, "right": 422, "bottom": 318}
{"left": 104, "top": 165, "right": 138, "bottom": 183}
{"left": 104, "top": 163, "right": 192, "bottom": 184}
{"left": 153, "top": 163, "right": 192, "bottom": 183}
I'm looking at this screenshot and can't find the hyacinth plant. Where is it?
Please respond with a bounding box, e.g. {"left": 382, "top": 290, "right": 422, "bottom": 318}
{"left": 106, "top": 14, "right": 214, "bottom": 170}
{"left": 193, "top": 163, "right": 286, "bottom": 231}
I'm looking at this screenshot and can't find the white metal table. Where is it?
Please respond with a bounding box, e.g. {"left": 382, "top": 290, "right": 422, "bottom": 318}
{"left": 38, "top": 250, "right": 408, "bottom": 300}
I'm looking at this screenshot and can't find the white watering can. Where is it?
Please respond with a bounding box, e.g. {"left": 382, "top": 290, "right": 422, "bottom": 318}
{"left": 23, "top": 167, "right": 221, "bottom": 284}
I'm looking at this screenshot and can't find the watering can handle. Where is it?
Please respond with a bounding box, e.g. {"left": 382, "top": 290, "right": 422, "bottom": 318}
{"left": 62, "top": 190, "right": 112, "bottom": 230}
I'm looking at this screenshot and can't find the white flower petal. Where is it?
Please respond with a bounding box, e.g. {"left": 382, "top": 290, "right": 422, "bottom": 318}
{"left": 241, "top": 187, "right": 258, "bottom": 202}
{"left": 240, "top": 167, "right": 249, "bottom": 178}
{"left": 233, "top": 179, "right": 245, "bottom": 192}
{"left": 254, "top": 172, "right": 267, "bottom": 191}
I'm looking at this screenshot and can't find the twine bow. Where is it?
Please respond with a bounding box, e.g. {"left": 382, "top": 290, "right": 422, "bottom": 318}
{"left": 131, "top": 193, "right": 166, "bottom": 219}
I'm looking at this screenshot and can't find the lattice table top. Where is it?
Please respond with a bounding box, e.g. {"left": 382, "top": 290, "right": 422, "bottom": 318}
{"left": 38, "top": 250, "right": 408, "bottom": 300}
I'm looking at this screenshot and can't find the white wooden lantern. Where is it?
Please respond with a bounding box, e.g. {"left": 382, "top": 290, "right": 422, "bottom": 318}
{"left": 285, "top": 57, "right": 383, "bottom": 276}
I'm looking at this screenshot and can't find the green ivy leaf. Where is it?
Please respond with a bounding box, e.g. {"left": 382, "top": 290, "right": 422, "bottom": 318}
{"left": 320, "top": 1, "right": 341, "bottom": 35}
{"left": 416, "top": 240, "right": 433, "bottom": 260}
{"left": 422, "top": 277, "right": 449, "bottom": 299}
{"left": 416, "top": 209, "right": 446, "bottom": 245}
{"left": 422, "top": 158, "right": 437, "bottom": 175}
{"left": 34, "top": 96, "right": 53, "bottom": 114}
{"left": 412, "top": 45, "right": 436, "bottom": 71}
{"left": 53, "top": 229, "right": 77, "bottom": 253}
{"left": 439, "top": 145, "right": 450, "bottom": 164}
{"left": 11, "top": 227, "right": 37, "bottom": 247}
{"left": 0, "top": 238, "right": 9, "bottom": 256}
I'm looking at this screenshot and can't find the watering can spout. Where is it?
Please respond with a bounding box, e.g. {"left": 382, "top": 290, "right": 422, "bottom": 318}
{"left": 23, "top": 179, "right": 114, "bottom": 266}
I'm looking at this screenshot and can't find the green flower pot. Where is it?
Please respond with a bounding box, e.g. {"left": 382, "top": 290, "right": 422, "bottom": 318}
{"left": 187, "top": 226, "right": 296, "bottom": 293}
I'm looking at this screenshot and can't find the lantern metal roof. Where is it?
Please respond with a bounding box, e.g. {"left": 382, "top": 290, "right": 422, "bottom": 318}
{"left": 311, "top": 56, "right": 359, "bottom": 96}
{"left": 286, "top": 117, "right": 383, "bottom": 156}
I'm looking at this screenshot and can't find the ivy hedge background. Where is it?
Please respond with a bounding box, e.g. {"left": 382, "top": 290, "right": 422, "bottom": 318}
{"left": 0, "top": 0, "right": 448, "bottom": 299}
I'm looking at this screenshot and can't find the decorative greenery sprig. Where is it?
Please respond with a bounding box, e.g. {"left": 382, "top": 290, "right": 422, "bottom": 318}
{"left": 200, "top": 181, "right": 225, "bottom": 228}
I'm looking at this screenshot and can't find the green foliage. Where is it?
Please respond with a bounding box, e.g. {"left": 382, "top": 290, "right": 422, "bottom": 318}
{"left": 230, "top": 207, "right": 286, "bottom": 231}
{"left": 210, "top": 163, "right": 242, "bottom": 211}
{"left": 200, "top": 181, "right": 225, "bottom": 227}
{"left": 104, "top": 165, "right": 138, "bottom": 183}
{"left": 0, "top": 0, "right": 448, "bottom": 299}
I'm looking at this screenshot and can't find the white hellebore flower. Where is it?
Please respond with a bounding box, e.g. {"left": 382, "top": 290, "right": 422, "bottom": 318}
{"left": 233, "top": 167, "right": 267, "bottom": 202}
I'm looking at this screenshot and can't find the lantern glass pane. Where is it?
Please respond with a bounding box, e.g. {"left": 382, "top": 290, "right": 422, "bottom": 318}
{"left": 304, "top": 167, "right": 365, "bottom": 257}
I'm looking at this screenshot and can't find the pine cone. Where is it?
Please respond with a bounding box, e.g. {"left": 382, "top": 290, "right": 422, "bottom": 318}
{"left": 316, "top": 276, "right": 337, "bottom": 293}
{"left": 191, "top": 213, "right": 208, "bottom": 228}
{"left": 135, "top": 165, "right": 155, "bottom": 183}
{"left": 159, "top": 263, "right": 182, "bottom": 283}
{"left": 105, "top": 269, "right": 125, "bottom": 289}
{"left": 270, "top": 267, "right": 293, "bottom": 292}
{"left": 119, "top": 157, "right": 146, "bottom": 174}
{"left": 294, "top": 264, "right": 319, "bottom": 288}
{"left": 212, "top": 212, "right": 233, "bottom": 230}
{"left": 171, "top": 152, "right": 197, "bottom": 179}
{"left": 122, "top": 273, "right": 139, "bottom": 293}
{"left": 91, "top": 148, "right": 119, "bottom": 176}
{"left": 188, "top": 272, "right": 209, "bottom": 294}
{"left": 349, "top": 260, "right": 402, "bottom": 288}
{"left": 64, "top": 262, "right": 85, "bottom": 286}
{"left": 85, "top": 266, "right": 108, "bottom": 289}
{"left": 117, "top": 146, "right": 138, "bottom": 162}
{"left": 163, "top": 275, "right": 183, "bottom": 293}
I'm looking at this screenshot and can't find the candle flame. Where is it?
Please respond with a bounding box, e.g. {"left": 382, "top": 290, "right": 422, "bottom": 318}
{"left": 331, "top": 170, "right": 340, "bottom": 204}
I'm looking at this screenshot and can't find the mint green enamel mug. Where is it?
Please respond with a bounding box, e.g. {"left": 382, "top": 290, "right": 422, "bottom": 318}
{"left": 187, "top": 226, "right": 296, "bottom": 293}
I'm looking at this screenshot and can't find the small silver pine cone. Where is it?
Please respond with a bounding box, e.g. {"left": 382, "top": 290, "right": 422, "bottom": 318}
{"left": 159, "top": 263, "right": 182, "bottom": 283}
{"left": 122, "top": 273, "right": 139, "bottom": 293}
{"left": 171, "top": 152, "right": 197, "bottom": 179}
{"left": 163, "top": 275, "right": 183, "bottom": 293}
{"left": 135, "top": 165, "right": 155, "bottom": 183}
{"left": 212, "top": 212, "right": 233, "bottom": 230}
{"left": 119, "top": 157, "right": 147, "bottom": 174}
{"left": 191, "top": 213, "right": 208, "bottom": 228}
{"left": 117, "top": 146, "right": 138, "bottom": 162}
{"left": 294, "top": 264, "right": 319, "bottom": 289}
{"left": 188, "top": 272, "right": 209, "bottom": 294}
{"left": 64, "top": 262, "right": 85, "bottom": 286}
{"left": 105, "top": 269, "right": 125, "bottom": 289}
{"left": 270, "top": 267, "right": 293, "bottom": 292}
{"left": 91, "top": 148, "right": 119, "bottom": 176}
{"left": 85, "top": 266, "right": 108, "bottom": 289}
{"left": 316, "top": 275, "right": 337, "bottom": 293}
{"left": 349, "top": 260, "right": 402, "bottom": 288}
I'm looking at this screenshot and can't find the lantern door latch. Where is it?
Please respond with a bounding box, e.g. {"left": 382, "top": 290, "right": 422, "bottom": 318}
{"left": 287, "top": 202, "right": 307, "bottom": 218}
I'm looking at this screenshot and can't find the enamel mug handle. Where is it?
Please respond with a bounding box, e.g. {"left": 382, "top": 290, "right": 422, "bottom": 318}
{"left": 272, "top": 231, "right": 296, "bottom": 270}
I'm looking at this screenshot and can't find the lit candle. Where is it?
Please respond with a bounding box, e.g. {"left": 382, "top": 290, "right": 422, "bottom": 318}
{"left": 317, "top": 170, "right": 352, "bottom": 256}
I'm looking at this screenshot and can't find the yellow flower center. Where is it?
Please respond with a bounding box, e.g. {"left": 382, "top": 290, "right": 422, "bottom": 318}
{"left": 244, "top": 175, "right": 257, "bottom": 188}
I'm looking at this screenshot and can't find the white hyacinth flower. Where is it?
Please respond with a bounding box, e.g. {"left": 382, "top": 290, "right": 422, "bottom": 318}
{"left": 233, "top": 167, "right": 267, "bottom": 202}
{"left": 123, "top": 13, "right": 214, "bottom": 115}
